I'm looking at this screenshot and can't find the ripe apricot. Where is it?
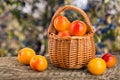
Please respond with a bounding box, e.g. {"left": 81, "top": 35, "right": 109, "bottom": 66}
{"left": 18, "top": 47, "right": 36, "bottom": 65}
{"left": 54, "top": 15, "right": 70, "bottom": 31}
{"left": 30, "top": 55, "right": 48, "bottom": 72}
{"left": 70, "top": 20, "right": 87, "bottom": 36}
{"left": 87, "top": 58, "right": 106, "bottom": 75}
{"left": 58, "top": 30, "right": 70, "bottom": 38}
{"left": 102, "top": 53, "right": 117, "bottom": 68}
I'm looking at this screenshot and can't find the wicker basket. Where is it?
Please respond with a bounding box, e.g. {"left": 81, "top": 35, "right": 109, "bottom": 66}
{"left": 48, "top": 5, "right": 96, "bottom": 69}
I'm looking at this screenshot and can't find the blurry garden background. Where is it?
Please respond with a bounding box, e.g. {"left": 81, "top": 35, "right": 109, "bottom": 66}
{"left": 0, "top": 0, "right": 120, "bottom": 56}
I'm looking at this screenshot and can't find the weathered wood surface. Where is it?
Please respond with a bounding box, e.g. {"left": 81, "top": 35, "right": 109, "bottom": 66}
{"left": 0, "top": 55, "right": 120, "bottom": 80}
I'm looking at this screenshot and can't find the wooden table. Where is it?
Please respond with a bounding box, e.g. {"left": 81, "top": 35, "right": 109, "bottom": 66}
{"left": 0, "top": 55, "right": 120, "bottom": 80}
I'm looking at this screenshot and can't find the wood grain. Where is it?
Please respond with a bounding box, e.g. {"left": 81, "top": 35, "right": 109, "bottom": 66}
{"left": 0, "top": 55, "right": 120, "bottom": 80}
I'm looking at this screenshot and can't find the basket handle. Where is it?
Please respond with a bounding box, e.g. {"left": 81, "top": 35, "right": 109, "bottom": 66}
{"left": 48, "top": 5, "right": 94, "bottom": 34}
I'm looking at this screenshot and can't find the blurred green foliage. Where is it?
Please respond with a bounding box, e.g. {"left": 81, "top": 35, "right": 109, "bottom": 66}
{"left": 0, "top": 0, "right": 64, "bottom": 56}
{"left": 0, "top": 0, "right": 120, "bottom": 56}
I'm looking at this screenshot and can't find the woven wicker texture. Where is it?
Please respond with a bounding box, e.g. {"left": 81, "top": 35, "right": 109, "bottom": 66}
{"left": 48, "top": 5, "right": 96, "bottom": 69}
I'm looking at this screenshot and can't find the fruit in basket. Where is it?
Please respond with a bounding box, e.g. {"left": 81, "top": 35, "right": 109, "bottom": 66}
{"left": 70, "top": 20, "right": 87, "bottom": 36}
{"left": 102, "top": 53, "right": 117, "bottom": 68}
{"left": 54, "top": 15, "right": 70, "bottom": 31}
{"left": 30, "top": 55, "right": 48, "bottom": 72}
{"left": 58, "top": 30, "right": 70, "bottom": 38}
{"left": 18, "top": 47, "right": 36, "bottom": 65}
{"left": 87, "top": 58, "right": 106, "bottom": 75}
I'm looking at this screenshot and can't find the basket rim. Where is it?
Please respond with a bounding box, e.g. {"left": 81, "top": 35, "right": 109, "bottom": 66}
{"left": 48, "top": 32, "right": 94, "bottom": 40}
